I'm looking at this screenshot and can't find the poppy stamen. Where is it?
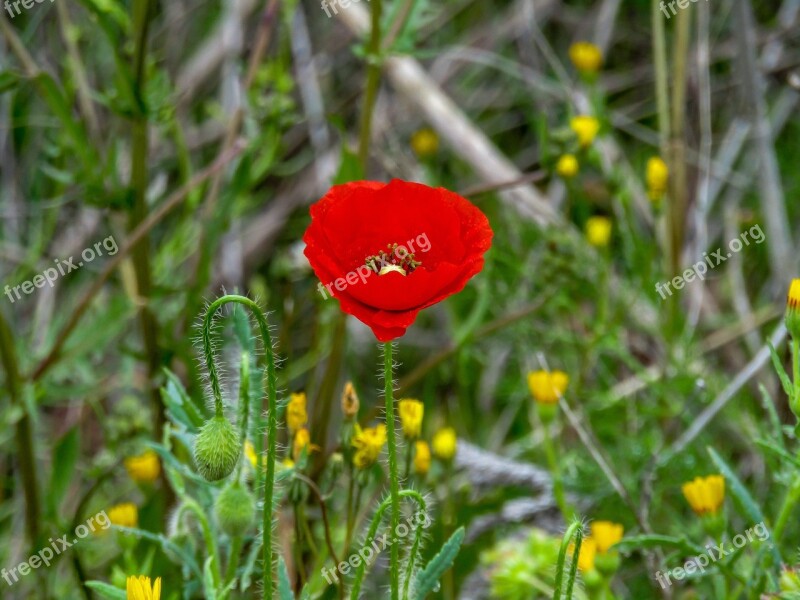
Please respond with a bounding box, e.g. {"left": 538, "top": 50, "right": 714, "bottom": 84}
{"left": 365, "top": 243, "right": 422, "bottom": 276}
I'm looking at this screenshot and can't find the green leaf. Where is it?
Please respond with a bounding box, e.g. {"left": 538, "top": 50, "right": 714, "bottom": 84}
{"left": 707, "top": 446, "right": 782, "bottom": 564}
{"left": 768, "top": 342, "right": 792, "bottom": 399}
{"left": 48, "top": 427, "right": 79, "bottom": 516}
{"left": 84, "top": 582, "right": 126, "bottom": 599}
{"left": 333, "top": 146, "right": 364, "bottom": 185}
{"left": 161, "top": 368, "right": 207, "bottom": 431}
{"left": 413, "top": 527, "right": 465, "bottom": 600}
{"left": 277, "top": 556, "right": 295, "bottom": 600}
{"left": 0, "top": 71, "right": 19, "bottom": 95}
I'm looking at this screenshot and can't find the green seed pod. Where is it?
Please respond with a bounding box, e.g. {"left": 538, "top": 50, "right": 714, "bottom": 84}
{"left": 215, "top": 483, "right": 255, "bottom": 537}
{"left": 194, "top": 416, "right": 241, "bottom": 481}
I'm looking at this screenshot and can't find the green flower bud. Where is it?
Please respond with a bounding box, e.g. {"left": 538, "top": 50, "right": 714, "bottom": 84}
{"left": 194, "top": 416, "right": 240, "bottom": 481}
{"left": 215, "top": 483, "right": 255, "bottom": 537}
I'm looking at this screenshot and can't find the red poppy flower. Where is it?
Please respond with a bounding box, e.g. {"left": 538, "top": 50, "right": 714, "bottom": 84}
{"left": 303, "top": 179, "right": 493, "bottom": 341}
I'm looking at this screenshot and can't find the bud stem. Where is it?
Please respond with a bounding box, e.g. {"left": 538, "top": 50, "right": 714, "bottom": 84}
{"left": 201, "top": 295, "right": 278, "bottom": 600}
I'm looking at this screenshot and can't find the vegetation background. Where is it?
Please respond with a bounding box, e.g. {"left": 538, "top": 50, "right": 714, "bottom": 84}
{"left": 1, "top": 0, "right": 799, "bottom": 598}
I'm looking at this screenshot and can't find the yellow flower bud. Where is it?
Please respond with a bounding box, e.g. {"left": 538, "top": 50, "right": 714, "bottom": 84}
{"left": 527, "top": 370, "right": 569, "bottom": 405}
{"left": 286, "top": 392, "right": 308, "bottom": 435}
{"left": 585, "top": 216, "right": 612, "bottom": 248}
{"left": 682, "top": 474, "right": 725, "bottom": 516}
{"left": 124, "top": 450, "right": 161, "bottom": 484}
{"left": 351, "top": 424, "right": 387, "bottom": 469}
{"left": 398, "top": 398, "right": 424, "bottom": 439}
{"left": 108, "top": 503, "right": 138, "bottom": 529}
{"left": 432, "top": 427, "right": 457, "bottom": 461}
{"left": 570, "top": 116, "right": 600, "bottom": 148}
{"left": 414, "top": 441, "right": 431, "bottom": 475}
{"left": 341, "top": 382, "right": 360, "bottom": 419}
{"left": 556, "top": 154, "right": 579, "bottom": 179}
{"left": 646, "top": 156, "right": 669, "bottom": 201}
{"left": 411, "top": 128, "right": 439, "bottom": 158}
{"left": 569, "top": 42, "right": 603, "bottom": 74}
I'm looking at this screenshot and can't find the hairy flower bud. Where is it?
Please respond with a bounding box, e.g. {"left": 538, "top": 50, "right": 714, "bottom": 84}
{"left": 194, "top": 416, "right": 240, "bottom": 481}
{"left": 341, "top": 381, "right": 360, "bottom": 419}
{"left": 215, "top": 483, "right": 255, "bottom": 537}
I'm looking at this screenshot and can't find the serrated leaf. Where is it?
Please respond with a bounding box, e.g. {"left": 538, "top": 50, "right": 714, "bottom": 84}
{"left": 161, "top": 368, "right": 207, "bottom": 431}
{"left": 413, "top": 527, "right": 464, "bottom": 600}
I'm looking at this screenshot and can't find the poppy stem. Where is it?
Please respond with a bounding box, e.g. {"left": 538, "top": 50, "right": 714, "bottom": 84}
{"left": 357, "top": 0, "right": 383, "bottom": 168}
{"left": 383, "top": 341, "right": 401, "bottom": 600}
{"left": 201, "top": 295, "right": 279, "bottom": 600}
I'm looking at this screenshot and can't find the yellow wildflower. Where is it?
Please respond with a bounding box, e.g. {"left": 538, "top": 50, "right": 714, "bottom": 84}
{"left": 569, "top": 42, "right": 603, "bottom": 74}
{"left": 432, "top": 427, "right": 457, "bottom": 461}
{"left": 352, "top": 424, "right": 387, "bottom": 469}
{"left": 414, "top": 441, "right": 431, "bottom": 475}
{"left": 124, "top": 450, "right": 161, "bottom": 484}
{"left": 646, "top": 157, "right": 669, "bottom": 201}
{"left": 127, "top": 576, "right": 161, "bottom": 600}
{"left": 341, "top": 382, "right": 360, "bottom": 418}
{"left": 527, "top": 370, "right": 569, "bottom": 405}
{"left": 398, "top": 399, "right": 424, "bottom": 439}
{"left": 591, "top": 521, "right": 624, "bottom": 554}
{"left": 682, "top": 475, "right": 725, "bottom": 516}
{"left": 286, "top": 392, "right": 308, "bottom": 435}
{"left": 411, "top": 128, "right": 439, "bottom": 158}
{"left": 108, "top": 503, "right": 138, "bottom": 529}
{"left": 570, "top": 116, "right": 600, "bottom": 148}
{"left": 785, "top": 279, "right": 800, "bottom": 341}
{"left": 585, "top": 216, "right": 612, "bottom": 248}
{"left": 292, "top": 428, "right": 319, "bottom": 461}
{"left": 556, "top": 154, "right": 579, "bottom": 179}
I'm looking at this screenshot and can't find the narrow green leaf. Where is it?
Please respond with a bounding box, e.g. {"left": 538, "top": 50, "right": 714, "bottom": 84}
{"left": 203, "top": 557, "right": 218, "bottom": 600}
{"left": 49, "top": 427, "right": 79, "bottom": 515}
{"left": 768, "top": 342, "right": 792, "bottom": 399}
{"left": 413, "top": 527, "right": 465, "bottom": 600}
{"left": 707, "top": 447, "right": 781, "bottom": 564}
{"left": 277, "top": 556, "right": 295, "bottom": 600}
{"left": 84, "top": 582, "right": 126, "bottom": 599}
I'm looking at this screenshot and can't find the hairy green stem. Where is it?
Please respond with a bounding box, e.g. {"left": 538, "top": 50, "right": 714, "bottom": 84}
{"left": 201, "top": 295, "right": 279, "bottom": 599}
{"left": 349, "top": 490, "right": 427, "bottom": 599}
{"left": 185, "top": 498, "right": 223, "bottom": 589}
{"left": 384, "top": 342, "right": 401, "bottom": 600}
{"left": 553, "top": 520, "right": 583, "bottom": 600}
{"left": 224, "top": 534, "right": 244, "bottom": 587}
{"left": 357, "top": 0, "right": 383, "bottom": 168}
